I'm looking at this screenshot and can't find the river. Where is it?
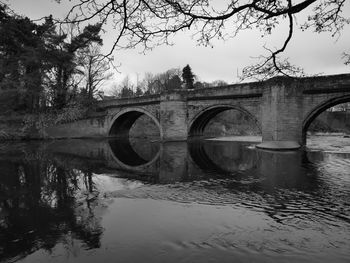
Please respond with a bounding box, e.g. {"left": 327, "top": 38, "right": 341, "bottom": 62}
{"left": 0, "top": 136, "right": 349, "bottom": 263}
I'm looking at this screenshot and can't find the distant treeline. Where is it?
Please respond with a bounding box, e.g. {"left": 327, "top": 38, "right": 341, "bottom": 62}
{"left": 108, "top": 65, "right": 230, "bottom": 99}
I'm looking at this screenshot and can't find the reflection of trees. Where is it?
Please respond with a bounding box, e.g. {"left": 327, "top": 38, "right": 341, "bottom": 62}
{"left": 0, "top": 154, "right": 103, "bottom": 262}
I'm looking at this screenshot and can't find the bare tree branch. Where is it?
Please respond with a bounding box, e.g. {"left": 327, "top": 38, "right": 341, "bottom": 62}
{"left": 56, "top": 0, "right": 349, "bottom": 80}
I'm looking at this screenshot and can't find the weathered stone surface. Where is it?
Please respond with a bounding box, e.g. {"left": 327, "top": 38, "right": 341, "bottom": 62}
{"left": 46, "top": 117, "right": 108, "bottom": 139}
{"left": 45, "top": 73, "right": 350, "bottom": 149}
{"left": 160, "top": 92, "right": 188, "bottom": 141}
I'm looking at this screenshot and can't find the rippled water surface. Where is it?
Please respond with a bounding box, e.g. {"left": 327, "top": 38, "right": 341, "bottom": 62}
{"left": 0, "top": 137, "right": 349, "bottom": 263}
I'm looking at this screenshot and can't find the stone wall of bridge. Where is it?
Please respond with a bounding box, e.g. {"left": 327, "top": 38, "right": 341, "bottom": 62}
{"left": 187, "top": 98, "right": 262, "bottom": 136}
{"left": 44, "top": 73, "right": 350, "bottom": 149}
{"left": 45, "top": 116, "right": 109, "bottom": 139}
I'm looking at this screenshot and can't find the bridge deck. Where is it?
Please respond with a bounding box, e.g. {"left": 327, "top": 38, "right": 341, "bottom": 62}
{"left": 97, "top": 74, "right": 350, "bottom": 109}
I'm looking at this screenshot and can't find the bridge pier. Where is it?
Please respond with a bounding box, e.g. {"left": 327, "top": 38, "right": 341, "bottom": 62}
{"left": 257, "top": 78, "right": 303, "bottom": 150}
{"left": 160, "top": 91, "right": 188, "bottom": 141}
{"left": 56, "top": 73, "right": 350, "bottom": 150}
{"left": 159, "top": 142, "right": 188, "bottom": 183}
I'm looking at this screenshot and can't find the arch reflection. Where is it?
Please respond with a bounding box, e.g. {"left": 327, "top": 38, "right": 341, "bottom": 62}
{"left": 108, "top": 138, "right": 160, "bottom": 168}
{"left": 188, "top": 140, "right": 257, "bottom": 175}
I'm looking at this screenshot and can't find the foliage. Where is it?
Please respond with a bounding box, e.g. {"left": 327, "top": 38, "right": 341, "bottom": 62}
{"left": 61, "top": 0, "right": 350, "bottom": 79}
{"left": 78, "top": 44, "right": 113, "bottom": 101}
{"left": 111, "top": 75, "right": 134, "bottom": 98}
{"left": 47, "top": 23, "right": 104, "bottom": 109}
{"left": 0, "top": 3, "right": 107, "bottom": 113}
{"left": 22, "top": 100, "right": 88, "bottom": 138}
{"left": 193, "top": 82, "right": 205, "bottom": 89}
{"left": 182, "top": 65, "right": 195, "bottom": 89}
{"left": 167, "top": 75, "right": 182, "bottom": 91}
{"left": 22, "top": 113, "right": 54, "bottom": 138}
{"left": 213, "top": 80, "right": 229, "bottom": 86}
{"left": 119, "top": 86, "right": 135, "bottom": 98}
{"left": 0, "top": 5, "right": 56, "bottom": 111}
{"left": 54, "top": 101, "right": 87, "bottom": 124}
{"left": 111, "top": 68, "right": 184, "bottom": 98}
{"left": 0, "top": 4, "right": 114, "bottom": 138}
{"left": 109, "top": 65, "right": 232, "bottom": 98}
{"left": 149, "top": 68, "right": 182, "bottom": 93}
{"left": 135, "top": 86, "right": 143, "bottom": 97}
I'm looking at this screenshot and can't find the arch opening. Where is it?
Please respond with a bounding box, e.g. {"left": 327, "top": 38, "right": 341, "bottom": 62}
{"left": 303, "top": 96, "right": 350, "bottom": 147}
{"left": 109, "top": 109, "right": 161, "bottom": 139}
{"left": 189, "top": 105, "right": 261, "bottom": 139}
{"left": 108, "top": 109, "right": 161, "bottom": 168}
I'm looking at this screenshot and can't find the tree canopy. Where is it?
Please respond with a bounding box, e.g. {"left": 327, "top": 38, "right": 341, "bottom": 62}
{"left": 182, "top": 64, "right": 195, "bottom": 89}
{"left": 0, "top": 3, "right": 111, "bottom": 113}
{"left": 60, "top": 0, "right": 350, "bottom": 79}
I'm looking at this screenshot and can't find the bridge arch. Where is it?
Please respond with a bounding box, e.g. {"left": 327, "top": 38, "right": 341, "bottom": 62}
{"left": 109, "top": 107, "right": 163, "bottom": 139}
{"left": 108, "top": 139, "right": 160, "bottom": 172}
{"left": 188, "top": 104, "right": 261, "bottom": 137}
{"left": 302, "top": 94, "right": 350, "bottom": 144}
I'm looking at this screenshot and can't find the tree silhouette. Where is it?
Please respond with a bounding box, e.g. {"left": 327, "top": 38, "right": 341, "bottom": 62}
{"left": 0, "top": 4, "right": 105, "bottom": 111}
{"left": 0, "top": 6, "right": 57, "bottom": 111}
{"left": 182, "top": 65, "right": 195, "bottom": 89}
{"left": 59, "top": 0, "right": 349, "bottom": 79}
{"left": 78, "top": 44, "right": 112, "bottom": 102}
{"left": 167, "top": 75, "right": 182, "bottom": 91}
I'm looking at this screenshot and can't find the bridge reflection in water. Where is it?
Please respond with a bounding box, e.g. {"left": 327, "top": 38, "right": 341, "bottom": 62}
{"left": 0, "top": 138, "right": 349, "bottom": 263}
{"left": 19, "top": 137, "right": 320, "bottom": 189}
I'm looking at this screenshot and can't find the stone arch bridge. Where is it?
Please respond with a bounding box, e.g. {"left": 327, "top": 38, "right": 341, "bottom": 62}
{"left": 47, "top": 73, "right": 350, "bottom": 149}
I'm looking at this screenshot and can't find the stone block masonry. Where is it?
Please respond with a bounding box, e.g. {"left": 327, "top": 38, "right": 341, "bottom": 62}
{"left": 45, "top": 73, "right": 350, "bottom": 149}
{"left": 160, "top": 91, "right": 188, "bottom": 141}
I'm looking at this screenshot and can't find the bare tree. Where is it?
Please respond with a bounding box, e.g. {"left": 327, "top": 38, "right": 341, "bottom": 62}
{"left": 155, "top": 68, "right": 182, "bottom": 91}
{"left": 59, "top": 0, "right": 349, "bottom": 79}
{"left": 141, "top": 68, "right": 182, "bottom": 94}
{"left": 110, "top": 75, "right": 135, "bottom": 98}
{"left": 211, "top": 80, "right": 229, "bottom": 87}
{"left": 78, "top": 44, "right": 113, "bottom": 101}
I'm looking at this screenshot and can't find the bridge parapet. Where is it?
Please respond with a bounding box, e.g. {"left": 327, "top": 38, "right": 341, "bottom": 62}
{"left": 187, "top": 82, "right": 263, "bottom": 100}
{"left": 98, "top": 94, "right": 161, "bottom": 109}
{"left": 300, "top": 74, "right": 350, "bottom": 94}
{"left": 48, "top": 73, "right": 350, "bottom": 149}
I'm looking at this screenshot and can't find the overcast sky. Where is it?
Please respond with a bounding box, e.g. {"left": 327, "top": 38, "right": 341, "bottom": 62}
{"left": 7, "top": 0, "right": 350, "bottom": 94}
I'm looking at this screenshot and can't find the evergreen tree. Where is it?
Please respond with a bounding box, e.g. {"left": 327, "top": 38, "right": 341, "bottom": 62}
{"left": 50, "top": 23, "right": 103, "bottom": 109}
{"left": 0, "top": 4, "right": 103, "bottom": 111}
{"left": 0, "top": 5, "right": 56, "bottom": 111}
{"left": 181, "top": 65, "right": 195, "bottom": 89}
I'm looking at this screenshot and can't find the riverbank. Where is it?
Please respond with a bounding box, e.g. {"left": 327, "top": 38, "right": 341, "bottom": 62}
{"left": 0, "top": 114, "right": 27, "bottom": 140}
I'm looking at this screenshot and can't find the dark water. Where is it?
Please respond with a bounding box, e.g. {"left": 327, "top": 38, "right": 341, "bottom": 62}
{"left": 0, "top": 138, "right": 349, "bottom": 263}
